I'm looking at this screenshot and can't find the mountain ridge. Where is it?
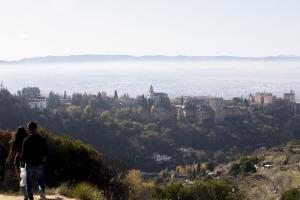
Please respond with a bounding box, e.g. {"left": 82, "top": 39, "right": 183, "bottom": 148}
{"left": 1, "top": 54, "right": 300, "bottom": 64}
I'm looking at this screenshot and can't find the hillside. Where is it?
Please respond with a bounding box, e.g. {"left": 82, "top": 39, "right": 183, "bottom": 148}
{"left": 213, "top": 141, "right": 300, "bottom": 200}
{"left": 0, "top": 129, "right": 128, "bottom": 200}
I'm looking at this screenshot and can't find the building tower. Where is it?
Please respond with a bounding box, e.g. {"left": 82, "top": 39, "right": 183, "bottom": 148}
{"left": 149, "top": 85, "right": 154, "bottom": 95}
{"left": 284, "top": 90, "right": 295, "bottom": 103}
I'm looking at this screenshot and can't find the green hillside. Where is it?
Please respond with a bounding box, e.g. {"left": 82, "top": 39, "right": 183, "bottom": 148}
{"left": 0, "top": 129, "right": 128, "bottom": 200}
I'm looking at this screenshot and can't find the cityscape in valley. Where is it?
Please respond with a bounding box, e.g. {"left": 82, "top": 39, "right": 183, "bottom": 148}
{"left": 25, "top": 84, "right": 300, "bottom": 126}
{"left": 2, "top": 81, "right": 300, "bottom": 200}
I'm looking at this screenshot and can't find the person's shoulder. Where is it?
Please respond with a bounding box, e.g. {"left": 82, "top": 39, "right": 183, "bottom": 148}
{"left": 23, "top": 134, "right": 31, "bottom": 140}
{"left": 38, "top": 133, "right": 45, "bottom": 138}
{"left": 22, "top": 135, "right": 31, "bottom": 144}
{"left": 37, "top": 133, "right": 46, "bottom": 141}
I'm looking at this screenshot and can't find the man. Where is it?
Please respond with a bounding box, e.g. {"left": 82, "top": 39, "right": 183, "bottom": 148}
{"left": 21, "top": 121, "right": 48, "bottom": 200}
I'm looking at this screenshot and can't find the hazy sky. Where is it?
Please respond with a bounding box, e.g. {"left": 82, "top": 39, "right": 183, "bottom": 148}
{"left": 0, "top": 0, "right": 300, "bottom": 60}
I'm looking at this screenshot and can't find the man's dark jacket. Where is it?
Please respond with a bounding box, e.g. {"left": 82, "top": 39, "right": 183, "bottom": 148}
{"left": 21, "top": 134, "right": 48, "bottom": 166}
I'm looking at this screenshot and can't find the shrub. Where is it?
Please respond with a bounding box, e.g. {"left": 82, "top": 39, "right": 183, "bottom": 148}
{"left": 281, "top": 188, "right": 300, "bottom": 200}
{"left": 150, "top": 179, "right": 247, "bottom": 200}
{"left": 206, "top": 160, "right": 216, "bottom": 171}
{"left": 239, "top": 157, "right": 257, "bottom": 174}
{"left": 230, "top": 156, "right": 257, "bottom": 176}
{"left": 229, "top": 163, "right": 240, "bottom": 176}
{"left": 214, "top": 150, "right": 226, "bottom": 163}
{"left": 59, "top": 182, "right": 105, "bottom": 200}
{"left": 0, "top": 130, "right": 19, "bottom": 191}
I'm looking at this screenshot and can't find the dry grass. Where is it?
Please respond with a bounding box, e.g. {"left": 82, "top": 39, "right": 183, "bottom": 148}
{"left": 225, "top": 142, "right": 300, "bottom": 200}
{"left": 58, "top": 182, "right": 105, "bottom": 200}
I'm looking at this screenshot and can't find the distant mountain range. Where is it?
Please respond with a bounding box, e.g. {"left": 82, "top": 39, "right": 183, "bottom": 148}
{"left": 1, "top": 55, "right": 300, "bottom": 64}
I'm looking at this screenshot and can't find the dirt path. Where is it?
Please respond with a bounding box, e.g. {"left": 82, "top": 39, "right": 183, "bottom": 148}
{"left": 0, "top": 194, "right": 76, "bottom": 200}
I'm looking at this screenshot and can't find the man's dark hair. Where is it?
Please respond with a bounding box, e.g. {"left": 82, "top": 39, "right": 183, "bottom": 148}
{"left": 27, "top": 121, "right": 38, "bottom": 131}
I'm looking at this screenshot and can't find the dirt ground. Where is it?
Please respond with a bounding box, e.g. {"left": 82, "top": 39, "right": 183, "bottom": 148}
{"left": 0, "top": 194, "right": 76, "bottom": 200}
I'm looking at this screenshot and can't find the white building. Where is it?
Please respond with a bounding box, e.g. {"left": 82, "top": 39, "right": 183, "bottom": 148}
{"left": 150, "top": 152, "right": 172, "bottom": 163}
{"left": 28, "top": 98, "right": 47, "bottom": 110}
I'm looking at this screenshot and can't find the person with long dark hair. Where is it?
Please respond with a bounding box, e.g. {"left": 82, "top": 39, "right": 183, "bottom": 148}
{"left": 0, "top": 148, "right": 7, "bottom": 183}
{"left": 6, "top": 126, "right": 28, "bottom": 200}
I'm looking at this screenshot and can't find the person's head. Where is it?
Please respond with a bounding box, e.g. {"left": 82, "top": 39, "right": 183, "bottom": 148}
{"left": 15, "top": 126, "right": 28, "bottom": 140}
{"left": 27, "top": 121, "right": 38, "bottom": 134}
{"left": 9, "top": 126, "right": 28, "bottom": 154}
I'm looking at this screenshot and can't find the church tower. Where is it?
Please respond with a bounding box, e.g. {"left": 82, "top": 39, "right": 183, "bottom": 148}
{"left": 149, "top": 85, "right": 154, "bottom": 95}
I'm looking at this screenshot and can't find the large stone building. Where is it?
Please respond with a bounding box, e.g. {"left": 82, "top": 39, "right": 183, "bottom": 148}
{"left": 148, "top": 85, "right": 174, "bottom": 121}
{"left": 284, "top": 90, "right": 297, "bottom": 114}
{"left": 205, "top": 97, "right": 225, "bottom": 122}
{"left": 149, "top": 85, "right": 169, "bottom": 105}
{"left": 224, "top": 106, "right": 249, "bottom": 118}
{"left": 250, "top": 90, "right": 298, "bottom": 114}
{"left": 177, "top": 105, "right": 213, "bottom": 125}
{"left": 284, "top": 90, "right": 296, "bottom": 103}
{"left": 249, "top": 92, "right": 273, "bottom": 107}
{"left": 296, "top": 103, "right": 300, "bottom": 114}
{"left": 176, "top": 96, "right": 225, "bottom": 124}
{"left": 151, "top": 105, "right": 176, "bottom": 121}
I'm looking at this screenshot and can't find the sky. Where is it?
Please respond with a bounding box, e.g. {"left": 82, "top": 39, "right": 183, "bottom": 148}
{"left": 0, "top": 0, "right": 300, "bottom": 60}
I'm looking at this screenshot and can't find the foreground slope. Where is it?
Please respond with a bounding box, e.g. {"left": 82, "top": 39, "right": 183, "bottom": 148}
{"left": 0, "top": 129, "right": 128, "bottom": 200}
{"left": 216, "top": 141, "right": 300, "bottom": 200}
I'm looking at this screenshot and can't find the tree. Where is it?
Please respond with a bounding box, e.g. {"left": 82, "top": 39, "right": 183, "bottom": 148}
{"left": 81, "top": 93, "right": 89, "bottom": 107}
{"left": 64, "top": 91, "right": 67, "bottom": 99}
{"left": 101, "top": 111, "right": 111, "bottom": 121}
{"left": 187, "top": 168, "right": 196, "bottom": 180}
{"left": 229, "top": 163, "right": 240, "bottom": 176}
{"left": 20, "top": 87, "right": 41, "bottom": 98}
{"left": 114, "top": 90, "right": 118, "bottom": 99}
{"left": 151, "top": 185, "right": 166, "bottom": 200}
{"left": 137, "top": 95, "right": 148, "bottom": 109}
{"left": 47, "top": 91, "right": 61, "bottom": 109}
{"left": 239, "top": 157, "right": 257, "bottom": 174}
{"left": 72, "top": 93, "right": 83, "bottom": 106}
{"left": 206, "top": 160, "right": 215, "bottom": 171}
{"left": 84, "top": 105, "right": 93, "bottom": 115}
{"left": 126, "top": 169, "right": 149, "bottom": 200}
{"left": 214, "top": 150, "right": 226, "bottom": 163}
